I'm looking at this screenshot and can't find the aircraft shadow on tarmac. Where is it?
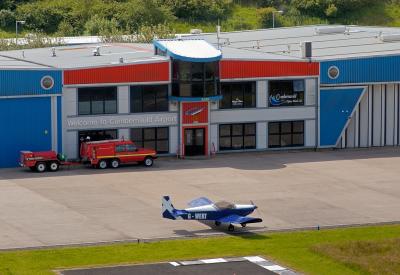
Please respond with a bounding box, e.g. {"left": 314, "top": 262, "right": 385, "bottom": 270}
{"left": 173, "top": 221, "right": 269, "bottom": 239}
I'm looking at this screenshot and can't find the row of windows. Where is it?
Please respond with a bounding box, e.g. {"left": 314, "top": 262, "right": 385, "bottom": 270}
{"left": 76, "top": 80, "right": 307, "bottom": 115}
{"left": 77, "top": 121, "right": 304, "bottom": 154}
{"left": 218, "top": 121, "right": 304, "bottom": 151}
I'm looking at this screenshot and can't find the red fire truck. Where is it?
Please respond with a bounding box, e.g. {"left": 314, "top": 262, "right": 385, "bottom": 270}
{"left": 80, "top": 139, "right": 157, "bottom": 169}
{"left": 20, "top": 139, "right": 157, "bottom": 172}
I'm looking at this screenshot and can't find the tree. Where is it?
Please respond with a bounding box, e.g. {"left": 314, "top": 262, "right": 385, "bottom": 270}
{"left": 0, "top": 9, "right": 15, "bottom": 29}
{"left": 163, "top": 0, "right": 234, "bottom": 21}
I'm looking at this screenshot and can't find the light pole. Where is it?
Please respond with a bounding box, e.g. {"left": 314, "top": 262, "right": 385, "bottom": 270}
{"left": 15, "top": 20, "right": 26, "bottom": 45}
{"left": 272, "top": 10, "right": 283, "bottom": 29}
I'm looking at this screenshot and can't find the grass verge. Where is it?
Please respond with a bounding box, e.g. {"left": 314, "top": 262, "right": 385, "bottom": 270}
{"left": 313, "top": 238, "right": 400, "bottom": 275}
{"left": 0, "top": 224, "right": 399, "bottom": 275}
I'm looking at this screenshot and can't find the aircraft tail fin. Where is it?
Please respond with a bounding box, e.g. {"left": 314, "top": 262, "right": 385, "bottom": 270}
{"left": 162, "top": 196, "right": 178, "bottom": 220}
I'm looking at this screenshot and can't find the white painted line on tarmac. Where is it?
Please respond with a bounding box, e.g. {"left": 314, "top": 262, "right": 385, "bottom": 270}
{"left": 263, "top": 265, "right": 286, "bottom": 271}
{"left": 244, "top": 256, "right": 266, "bottom": 262}
{"left": 169, "top": 262, "right": 180, "bottom": 266}
{"left": 201, "top": 258, "right": 227, "bottom": 264}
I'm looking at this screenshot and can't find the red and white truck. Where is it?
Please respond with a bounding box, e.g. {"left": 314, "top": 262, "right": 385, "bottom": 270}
{"left": 20, "top": 139, "right": 157, "bottom": 172}
{"left": 80, "top": 139, "right": 157, "bottom": 169}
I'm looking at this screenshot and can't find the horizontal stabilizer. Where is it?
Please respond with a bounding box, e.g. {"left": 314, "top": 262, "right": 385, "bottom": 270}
{"left": 188, "top": 197, "right": 213, "bottom": 207}
{"left": 217, "top": 214, "right": 262, "bottom": 225}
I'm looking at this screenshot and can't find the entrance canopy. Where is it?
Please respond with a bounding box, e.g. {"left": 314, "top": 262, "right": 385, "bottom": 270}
{"left": 154, "top": 39, "right": 222, "bottom": 62}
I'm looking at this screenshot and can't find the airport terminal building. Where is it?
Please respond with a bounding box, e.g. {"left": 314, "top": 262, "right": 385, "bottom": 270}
{"left": 1, "top": 25, "right": 400, "bottom": 167}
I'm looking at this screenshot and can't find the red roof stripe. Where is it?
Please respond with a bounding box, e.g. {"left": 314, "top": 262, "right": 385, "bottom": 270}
{"left": 220, "top": 60, "right": 319, "bottom": 79}
{"left": 64, "top": 62, "right": 170, "bottom": 85}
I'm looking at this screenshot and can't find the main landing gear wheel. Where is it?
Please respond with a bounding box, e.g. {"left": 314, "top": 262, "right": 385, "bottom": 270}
{"left": 111, "top": 159, "right": 120, "bottom": 169}
{"left": 215, "top": 221, "right": 221, "bottom": 226}
{"left": 241, "top": 223, "right": 247, "bottom": 228}
{"left": 98, "top": 160, "right": 108, "bottom": 169}
{"left": 35, "top": 162, "right": 46, "bottom": 173}
{"left": 143, "top": 156, "right": 154, "bottom": 167}
{"left": 228, "top": 224, "right": 235, "bottom": 232}
{"left": 49, "top": 161, "right": 59, "bottom": 172}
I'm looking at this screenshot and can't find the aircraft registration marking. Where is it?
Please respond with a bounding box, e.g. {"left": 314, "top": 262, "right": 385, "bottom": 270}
{"left": 195, "top": 213, "right": 207, "bottom": 220}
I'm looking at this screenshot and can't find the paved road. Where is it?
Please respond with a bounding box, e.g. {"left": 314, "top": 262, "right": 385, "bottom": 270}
{"left": 0, "top": 148, "right": 400, "bottom": 249}
{"left": 61, "top": 261, "right": 275, "bottom": 275}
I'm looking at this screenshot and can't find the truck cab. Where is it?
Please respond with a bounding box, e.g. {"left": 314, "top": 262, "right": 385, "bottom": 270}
{"left": 80, "top": 139, "right": 157, "bottom": 169}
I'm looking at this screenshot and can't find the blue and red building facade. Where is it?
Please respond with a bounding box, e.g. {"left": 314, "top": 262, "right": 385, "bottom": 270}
{"left": 1, "top": 37, "right": 400, "bottom": 167}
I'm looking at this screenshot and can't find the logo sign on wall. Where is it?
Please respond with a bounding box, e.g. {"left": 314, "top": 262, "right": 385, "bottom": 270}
{"left": 182, "top": 102, "right": 209, "bottom": 124}
{"left": 40, "top": 76, "right": 55, "bottom": 90}
{"left": 269, "top": 93, "right": 303, "bottom": 106}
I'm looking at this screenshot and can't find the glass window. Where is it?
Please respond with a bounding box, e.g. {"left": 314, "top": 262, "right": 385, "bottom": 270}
{"left": 219, "top": 123, "right": 256, "bottom": 151}
{"left": 268, "top": 121, "right": 304, "bottom": 148}
{"left": 126, "top": 144, "right": 137, "bottom": 152}
{"left": 269, "top": 80, "right": 305, "bottom": 107}
{"left": 78, "top": 87, "right": 117, "bottom": 115}
{"left": 130, "top": 127, "right": 169, "bottom": 154}
{"left": 130, "top": 85, "right": 169, "bottom": 113}
{"left": 220, "top": 82, "right": 256, "bottom": 109}
{"left": 172, "top": 60, "right": 220, "bottom": 98}
{"left": 116, "top": 145, "right": 126, "bottom": 153}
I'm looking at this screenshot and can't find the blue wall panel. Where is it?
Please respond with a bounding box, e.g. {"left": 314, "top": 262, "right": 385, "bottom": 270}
{"left": 321, "top": 55, "right": 400, "bottom": 85}
{"left": 320, "top": 88, "right": 364, "bottom": 147}
{"left": 0, "top": 97, "right": 52, "bottom": 168}
{"left": 0, "top": 70, "right": 62, "bottom": 96}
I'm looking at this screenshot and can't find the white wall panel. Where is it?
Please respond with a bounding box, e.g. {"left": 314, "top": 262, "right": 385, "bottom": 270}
{"left": 305, "top": 120, "right": 316, "bottom": 147}
{"left": 359, "top": 90, "right": 369, "bottom": 147}
{"left": 210, "top": 124, "right": 219, "bottom": 153}
{"left": 385, "top": 84, "right": 395, "bottom": 146}
{"left": 64, "top": 131, "right": 78, "bottom": 159}
{"left": 257, "top": 81, "right": 267, "bottom": 108}
{"left": 211, "top": 107, "right": 316, "bottom": 124}
{"left": 346, "top": 111, "right": 356, "bottom": 148}
{"left": 118, "top": 86, "right": 129, "bottom": 114}
{"left": 305, "top": 78, "right": 317, "bottom": 106}
{"left": 257, "top": 122, "right": 267, "bottom": 149}
{"left": 372, "top": 85, "right": 382, "bottom": 146}
{"left": 169, "top": 126, "right": 178, "bottom": 155}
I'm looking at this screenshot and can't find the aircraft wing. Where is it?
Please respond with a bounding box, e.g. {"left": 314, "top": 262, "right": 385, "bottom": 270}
{"left": 188, "top": 197, "right": 213, "bottom": 207}
{"left": 217, "top": 214, "right": 262, "bottom": 225}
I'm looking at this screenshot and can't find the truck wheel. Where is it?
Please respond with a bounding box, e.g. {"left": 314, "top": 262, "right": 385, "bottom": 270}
{"left": 143, "top": 156, "right": 153, "bottom": 167}
{"left": 111, "top": 159, "right": 120, "bottom": 169}
{"left": 49, "top": 161, "right": 59, "bottom": 172}
{"left": 36, "top": 162, "right": 47, "bottom": 173}
{"left": 98, "top": 160, "right": 108, "bottom": 169}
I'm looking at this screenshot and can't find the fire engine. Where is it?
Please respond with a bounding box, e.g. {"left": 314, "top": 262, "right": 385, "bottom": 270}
{"left": 80, "top": 139, "right": 157, "bottom": 169}
{"left": 20, "top": 139, "right": 157, "bottom": 172}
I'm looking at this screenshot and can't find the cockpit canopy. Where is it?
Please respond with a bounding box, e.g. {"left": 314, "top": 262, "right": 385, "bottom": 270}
{"left": 214, "top": 201, "right": 236, "bottom": 210}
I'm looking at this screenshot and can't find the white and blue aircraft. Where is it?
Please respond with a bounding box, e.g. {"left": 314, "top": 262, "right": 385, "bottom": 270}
{"left": 162, "top": 196, "right": 262, "bottom": 231}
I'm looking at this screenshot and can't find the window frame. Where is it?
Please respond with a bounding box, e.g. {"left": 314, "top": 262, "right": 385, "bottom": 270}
{"left": 172, "top": 60, "right": 221, "bottom": 98}
{"left": 219, "top": 123, "right": 256, "bottom": 151}
{"left": 130, "top": 127, "right": 169, "bottom": 154}
{"left": 130, "top": 85, "right": 169, "bottom": 113}
{"left": 268, "top": 121, "right": 305, "bottom": 148}
{"left": 220, "top": 82, "right": 256, "bottom": 109}
{"left": 78, "top": 87, "right": 118, "bottom": 116}
{"left": 268, "top": 80, "right": 305, "bottom": 108}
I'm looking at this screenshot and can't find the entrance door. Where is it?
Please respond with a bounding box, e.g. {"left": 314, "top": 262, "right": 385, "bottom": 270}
{"left": 184, "top": 128, "right": 205, "bottom": 156}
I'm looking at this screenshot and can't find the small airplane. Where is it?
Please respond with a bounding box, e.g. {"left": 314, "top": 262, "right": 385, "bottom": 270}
{"left": 162, "top": 196, "right": 262, "bottom": 231}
